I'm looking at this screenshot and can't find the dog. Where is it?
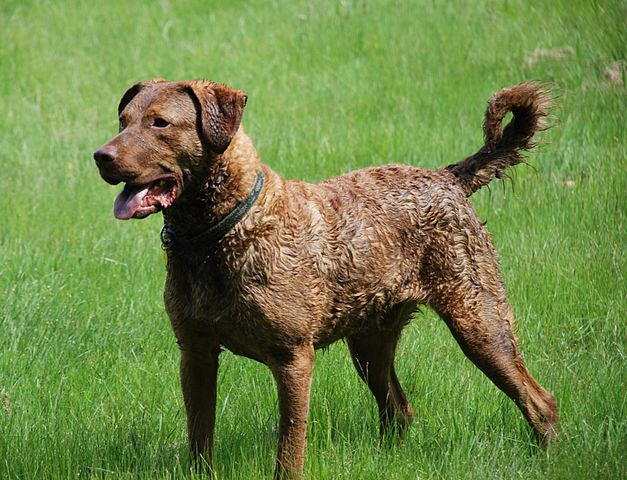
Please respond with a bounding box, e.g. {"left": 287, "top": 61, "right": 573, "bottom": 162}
{"left": 94, "top": 79, "right": 558, "bottom": 478}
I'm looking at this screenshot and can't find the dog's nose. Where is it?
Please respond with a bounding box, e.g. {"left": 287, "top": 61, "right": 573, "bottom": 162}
{"left": 93, "top": 145, "right": 117, "bottom": 164}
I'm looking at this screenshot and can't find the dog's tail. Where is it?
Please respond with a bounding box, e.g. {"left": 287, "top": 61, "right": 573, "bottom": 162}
{"left": 446, "top": 82, "right": 552, "bottom": 196}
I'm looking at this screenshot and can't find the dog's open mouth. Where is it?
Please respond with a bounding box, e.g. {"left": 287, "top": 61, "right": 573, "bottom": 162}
{"left": 114, "top": 178, "right": 178, "bottom": 220}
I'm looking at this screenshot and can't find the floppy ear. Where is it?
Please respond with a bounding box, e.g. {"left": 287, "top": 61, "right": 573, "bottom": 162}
{"left": 183, "top": 80, "right": 248, "bottom": 154}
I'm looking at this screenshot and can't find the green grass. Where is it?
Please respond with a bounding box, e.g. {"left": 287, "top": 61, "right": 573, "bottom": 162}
{"left": 0, "top": 0, "right": 625, "bottom": 478}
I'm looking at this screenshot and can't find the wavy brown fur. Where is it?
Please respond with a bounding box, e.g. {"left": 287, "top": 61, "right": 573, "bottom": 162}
{"left": 447, "top": 81, "right": 552, "bottom": 196}
{"left": 94, "top": 80, "right": 558, "bottom": 479}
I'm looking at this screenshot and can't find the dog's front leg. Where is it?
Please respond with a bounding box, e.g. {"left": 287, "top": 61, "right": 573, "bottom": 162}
{"left": 179, "top": 341, "right": 220, "bottom": 467}
{"left": 270, "top": 345, "right": 315, "bottom": 479}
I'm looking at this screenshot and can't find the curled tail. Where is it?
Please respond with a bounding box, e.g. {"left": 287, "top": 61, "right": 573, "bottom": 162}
{"left": 447, "top": 81, "right": 552, "bottom": 196}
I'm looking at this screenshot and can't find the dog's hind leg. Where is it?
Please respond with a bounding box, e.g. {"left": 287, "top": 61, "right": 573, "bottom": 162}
{"left": 347, "top": 307, "right": 415, "bottom": 436}
{"left": 430, "top": 282, "right": 558, "bottom": 445}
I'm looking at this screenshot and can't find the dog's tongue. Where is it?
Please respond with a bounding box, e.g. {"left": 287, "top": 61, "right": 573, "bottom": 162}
{"left": 114, "top": 184, "right": 149, "bottom": 220}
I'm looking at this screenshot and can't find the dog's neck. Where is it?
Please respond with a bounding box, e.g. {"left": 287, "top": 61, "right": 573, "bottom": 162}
{"left": 163, "top": 127, "right": 262, "bottom": 238}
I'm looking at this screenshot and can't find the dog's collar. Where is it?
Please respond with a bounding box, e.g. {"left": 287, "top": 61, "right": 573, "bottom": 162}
{"left": 160, "top": 171, "right": 264, "bottom": 248}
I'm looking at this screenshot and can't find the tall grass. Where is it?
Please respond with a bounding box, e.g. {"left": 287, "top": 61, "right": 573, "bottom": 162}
{"left": 0, "top": 0, "right": 624, "bottom": 478}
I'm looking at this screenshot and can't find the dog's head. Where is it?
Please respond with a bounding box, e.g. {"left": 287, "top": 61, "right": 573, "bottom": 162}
{"left": 94, "top": 79, "right": 247, "bottom": 220}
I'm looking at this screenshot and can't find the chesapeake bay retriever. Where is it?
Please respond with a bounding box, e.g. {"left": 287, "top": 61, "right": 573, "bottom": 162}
{"left": 94, "top": 79, "right": 558, "bottom": 478}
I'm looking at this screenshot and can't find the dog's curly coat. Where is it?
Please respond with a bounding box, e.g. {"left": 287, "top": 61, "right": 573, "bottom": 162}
{"left": 94, "top": 80, "right": 558, "bottom": 478}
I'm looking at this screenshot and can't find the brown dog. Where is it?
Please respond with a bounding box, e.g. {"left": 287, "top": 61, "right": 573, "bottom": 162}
{"left": 94, "top": 80, "right": 558, "bottom": 478}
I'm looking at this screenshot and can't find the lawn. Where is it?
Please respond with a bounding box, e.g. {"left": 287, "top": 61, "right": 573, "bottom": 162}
{"left": 0, "top": 0, "right": 624, "bottom": 478}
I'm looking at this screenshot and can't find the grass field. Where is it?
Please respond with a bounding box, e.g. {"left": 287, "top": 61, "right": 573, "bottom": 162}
{"left": 0, "top": 0, "right": 625, "bottom": 478}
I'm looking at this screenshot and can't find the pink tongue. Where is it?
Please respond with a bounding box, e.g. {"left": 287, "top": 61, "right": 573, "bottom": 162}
{"left": 114, "top": 185, "right": 149, "bottom": 220}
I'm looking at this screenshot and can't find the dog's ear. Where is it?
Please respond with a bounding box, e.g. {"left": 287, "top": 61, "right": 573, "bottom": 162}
{"left": 117, "top": 78, "right": 168, "bottom": 116}
{"left": 183, "top": 81, "right": 248, "bottom": 154}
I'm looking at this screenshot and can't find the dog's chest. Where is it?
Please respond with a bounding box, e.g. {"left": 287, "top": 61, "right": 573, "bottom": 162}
{"left": 163, "top": 255, "right": 268, "bottom": 347}
{"left": 164, "top": 255, "right": 231, "bottom": 318}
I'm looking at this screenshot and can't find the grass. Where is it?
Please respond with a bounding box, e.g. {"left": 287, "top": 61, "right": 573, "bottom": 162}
{"left": 0, "top": 0, "right": 625, "bottom": 478}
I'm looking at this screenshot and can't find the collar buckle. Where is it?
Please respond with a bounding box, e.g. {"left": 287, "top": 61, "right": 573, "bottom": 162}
{"left": 160, "top": 224, "right": 174, "bottom": 249}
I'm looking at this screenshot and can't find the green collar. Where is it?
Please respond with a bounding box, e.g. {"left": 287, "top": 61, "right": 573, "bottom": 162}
{"left": 161, "top": 171, "right": 264, "bottom": 249}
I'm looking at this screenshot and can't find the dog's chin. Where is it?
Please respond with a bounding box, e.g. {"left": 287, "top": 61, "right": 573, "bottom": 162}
{"left": 113, "top": 178, "right": 179, "bottom": 220}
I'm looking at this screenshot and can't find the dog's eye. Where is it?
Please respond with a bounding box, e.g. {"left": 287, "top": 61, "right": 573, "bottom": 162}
{"left": 152, "top": 117, "right": 170, "bottom": 128}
